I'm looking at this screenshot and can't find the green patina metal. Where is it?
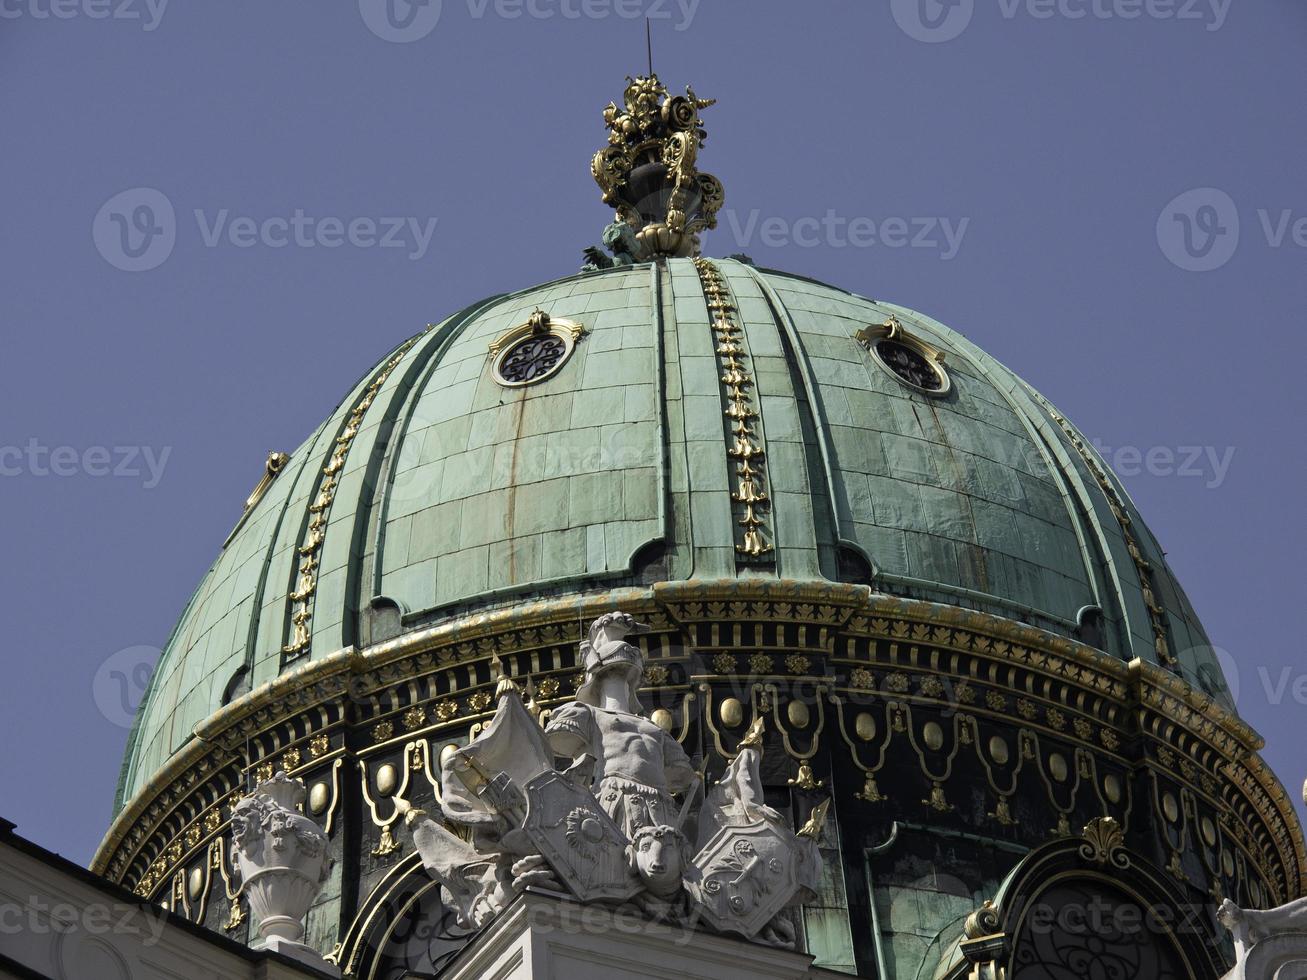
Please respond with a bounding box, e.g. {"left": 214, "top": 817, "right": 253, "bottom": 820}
{"left": 116, "top": 259, "right": 1221, "bottom": 810}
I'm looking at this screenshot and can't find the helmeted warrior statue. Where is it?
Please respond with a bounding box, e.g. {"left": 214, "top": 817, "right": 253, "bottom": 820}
{"left": 400, "top": 611, "right": 827, "bottom": 948}
{"left": 545, "top": 611, "right": 697, "bottom": 838}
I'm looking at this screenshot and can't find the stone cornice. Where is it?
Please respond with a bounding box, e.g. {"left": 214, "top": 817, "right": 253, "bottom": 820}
{"left": 93, "top": 579, "right": 1305, "bottom": 905}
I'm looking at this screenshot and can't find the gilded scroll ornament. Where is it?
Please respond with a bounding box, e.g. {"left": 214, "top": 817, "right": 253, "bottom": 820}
{"left": 855, "top": 316, "right": 951, "bottom": 396}
{"left": 241, "top": 451, "right": 289, "bottom": 515}
{"left": 856, "top": 774, "right": 886, "bottom": 803}
{"left": 924, "top": 782, "right": 953, "bottom": 813}
{"left": 1079, "top": 816, "right": 1129, "bottom": 868}
{"left": 488, "top": 309, "right": 585, "bottom": 388}
{"left": 588, "top": 74, "right": 723, "bottom": 259}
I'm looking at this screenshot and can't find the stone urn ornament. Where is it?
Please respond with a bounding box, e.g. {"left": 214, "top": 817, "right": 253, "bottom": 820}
{"left": 230, "top": 771, "right": 338, "bottom": 975}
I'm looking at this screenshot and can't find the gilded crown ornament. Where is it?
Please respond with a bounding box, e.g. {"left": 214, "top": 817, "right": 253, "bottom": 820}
{"left": 585, "top": 74, "right": 725, "bottom": 265}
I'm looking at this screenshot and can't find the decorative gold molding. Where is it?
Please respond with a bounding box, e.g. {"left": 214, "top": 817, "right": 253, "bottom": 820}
{"left": 487, "top": 309, "right": 585, "bottom": 388}
{"left": 283, "top": 338, "right": 420, "bottom": 657}
{"left": 243, "top": 451, "right": 289, "bottom": 513}
{"left": 223, "top": 451, "right": 292, "bottom": 549}
{"left": 95, "top": 579, "right": 1306, "bottom": 909}
{"left": 1080, "top": 816, "right": 1129, "bottom": 868}
{"left": 960, "top": 900, "right": 1006, "bottom": 980}
{"left": 692, "top": 258, "right": 773, "bottom": 559}
{"left": 855, "top": 315, "right": 952, "bottom": 396}
{"left": 487, "top": 308, "right": 585, "bottom": 356}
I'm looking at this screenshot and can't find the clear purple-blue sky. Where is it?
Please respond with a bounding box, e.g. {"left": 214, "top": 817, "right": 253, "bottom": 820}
{"left": 1, "top": 0, "right": 1304, "bottom": 867}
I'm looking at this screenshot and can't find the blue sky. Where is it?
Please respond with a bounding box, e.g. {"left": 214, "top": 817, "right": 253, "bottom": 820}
{"left": 1, "top": 0, "right": 1304, "bottom": 864}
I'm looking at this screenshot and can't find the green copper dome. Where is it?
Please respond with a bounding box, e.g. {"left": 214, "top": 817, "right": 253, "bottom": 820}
{"left": 116, "top": 258, "right": 1222, "bottom": 809}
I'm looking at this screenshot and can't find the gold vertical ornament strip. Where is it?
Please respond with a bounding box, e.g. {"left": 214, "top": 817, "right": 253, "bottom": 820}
{"left": 692, "top": 258, "right": 773, "bottom": 560}
{"left": 283, "top": 338, "right": 421, "bottom": 657}
{"left": 1044, "top": 408, "right": 1176, "bottom": 668}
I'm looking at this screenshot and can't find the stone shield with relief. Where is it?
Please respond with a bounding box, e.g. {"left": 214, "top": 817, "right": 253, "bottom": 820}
{"left": 689, "top": 819, "right": 802, "bottom": 938}
{"left": 522, "top": 770, "right": 641, "bottom": 903}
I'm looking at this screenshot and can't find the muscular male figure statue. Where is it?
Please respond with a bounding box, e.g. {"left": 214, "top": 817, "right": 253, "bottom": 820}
{"left": 545, "top": 612, "right": 697, "bottom": 837}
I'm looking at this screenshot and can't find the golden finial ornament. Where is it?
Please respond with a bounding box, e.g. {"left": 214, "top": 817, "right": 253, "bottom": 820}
{"left": 492, "top": 656, "right": 521, "bottom": 701}
{"left": 590, "top": 74, "right": 725, "bottom": 260}
{"left": 798, "top": 798, "right": 831, "bottom": 840}
{"left": 738, "top": 715, "right": 766, "bottom": 750}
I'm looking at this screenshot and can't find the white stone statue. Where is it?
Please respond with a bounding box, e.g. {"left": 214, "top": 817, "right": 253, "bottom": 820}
{"left": 1216, "top": 778, "right": 1307, "bottom": 978}
{"left": 692, "top": 716, "right": 825, "bottom": 947}
{"left": 229, "top": 771, "right": 338, "bottom": 976}
{"left": 1218, "top": 895, "right": 1307, "bottom": 979}
{"left": 401, "top": 611, "right": 828, "bottom": 951}
{"left": 545, "top": 612, "right": 699, "bottom": 838}
{"left": 398, "top": 681, "right": 559, "bottom": 928}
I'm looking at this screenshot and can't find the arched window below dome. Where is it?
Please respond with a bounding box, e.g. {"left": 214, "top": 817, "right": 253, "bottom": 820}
{"left": 1009, "top": 879, "right": 1191, "bottom": 980}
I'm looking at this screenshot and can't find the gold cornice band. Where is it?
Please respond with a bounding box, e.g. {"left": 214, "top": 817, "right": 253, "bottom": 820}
{"left": 93, "top": 578, "right": 1304, "bottom": 903}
